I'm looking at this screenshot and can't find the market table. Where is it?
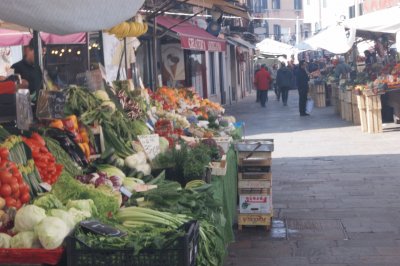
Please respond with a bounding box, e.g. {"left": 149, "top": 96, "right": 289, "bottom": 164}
{"left": 210, "top": 146, "right": 237, "bottom": 245}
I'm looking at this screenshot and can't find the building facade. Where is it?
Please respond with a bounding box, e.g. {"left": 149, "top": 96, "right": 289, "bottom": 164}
{"left": 248, "top": 0, "right": 304, "bottom": 45}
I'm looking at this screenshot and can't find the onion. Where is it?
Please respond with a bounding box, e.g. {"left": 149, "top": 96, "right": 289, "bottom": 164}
{"left": 89, "top": 173, "right": 100, "bottom": 185}
{"left": 94, "top": 177, "right": 107, "bottom": 187}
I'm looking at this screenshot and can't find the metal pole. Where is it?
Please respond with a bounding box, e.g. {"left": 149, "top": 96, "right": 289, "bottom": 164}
{"left": 152, "top": 18, "right": 158, "bottom": 90}
{"left": 124, "top": 37, "right": 128, "bottom": 78}
{"left": 296, "top": 16, "right": 300, "bottom": 45}
{"left": 86, "top": 32, "right": 90, "bottom": 70}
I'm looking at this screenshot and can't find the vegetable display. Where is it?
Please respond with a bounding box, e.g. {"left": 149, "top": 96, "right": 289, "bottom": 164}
{"left": 23, "top": 133, "right": 63, "bottom": 185}
{"left": 0, "top": 147, "right": 30, "bottom": 209}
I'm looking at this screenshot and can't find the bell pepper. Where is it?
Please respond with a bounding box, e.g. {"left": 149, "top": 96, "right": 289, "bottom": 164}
{"left": 49, "top": 119, "right": 64, "bottom": 130}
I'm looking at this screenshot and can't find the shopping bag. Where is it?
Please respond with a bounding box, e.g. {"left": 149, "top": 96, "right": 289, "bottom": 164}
{"left": 306, "top": 98, "right": 314, "bottom": 114}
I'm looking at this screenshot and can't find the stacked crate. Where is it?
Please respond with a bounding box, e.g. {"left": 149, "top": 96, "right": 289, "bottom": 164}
{"left": 235, "top": 139, "right": 274, "bottom": 231}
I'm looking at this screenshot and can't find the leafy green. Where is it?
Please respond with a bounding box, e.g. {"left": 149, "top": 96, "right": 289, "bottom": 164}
{"left": 52, "top": 172, "right": 121, "bottom": 217}
{"left": 34, "top": 194, "right": 64, "bottom": 211}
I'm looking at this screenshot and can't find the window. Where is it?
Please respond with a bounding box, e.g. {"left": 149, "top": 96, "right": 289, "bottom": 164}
{"left": 260, "top": 0, "right": 267, "bottom": 10}
{"left": 349, "top": 5, "right": 355, "bottom": 18}
{"left": 272, "top": 0, "right": 280, "bottom": 9}
{"left": 323, "top": 0, "right": 327, "bottom": 8}
{"left": 209, "top": 52, "right": 216, "bottom": 95}
{"left": 273, "top": 24, "right": 281, "bottom": 41}
{"left": 294, "top": 0, "right": 302, "bottom": 10}
{"left": 264, "top": 21, "right": 269, "bottom": 37}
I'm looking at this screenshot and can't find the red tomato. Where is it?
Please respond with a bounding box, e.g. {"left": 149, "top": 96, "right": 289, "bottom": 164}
{"left": 0, "top": 148, "right": 9, "bottom": 160}
{"left": 20, "top": 193, "right": 30, "bottom": 204}
{"left": 13, "top": 189, "right": 20, "bottom": 198}
{"left": 5, "top": 197, "right": 16, "bottom": 207}
{"left": 15, "top": 200, "right": 22, "bottom": 209}
{"left": 20, "top": 184, "right": 29, "bottom": 194}
{"left": 31, "top": 132, "right": 45, "bottom": 146}
{"left": 0, "top": 172, "right": 13, "bottom": 185}
{"left": 10, "top": 180, "right": 19, "bottom": 193}
{"left": 0, "top": 184, "right": 12, "bottom": 197}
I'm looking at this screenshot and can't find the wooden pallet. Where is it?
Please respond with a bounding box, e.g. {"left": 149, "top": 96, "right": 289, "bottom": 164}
{"left": 238, "top": 213, "right": 273, "bottom": 231}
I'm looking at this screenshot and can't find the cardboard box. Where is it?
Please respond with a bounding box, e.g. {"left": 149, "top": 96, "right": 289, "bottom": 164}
{"left": 239, "top": 194, "right": 272, "bottom": 214}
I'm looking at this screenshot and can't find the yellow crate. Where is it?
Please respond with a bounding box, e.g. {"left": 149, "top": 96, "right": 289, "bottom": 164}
{"left": 238, "top": 213, "right": 273, "bottom": 230}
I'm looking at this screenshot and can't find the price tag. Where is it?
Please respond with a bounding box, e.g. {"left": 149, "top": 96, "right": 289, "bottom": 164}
{"left": 119, "top": 186, "right": 133, "bottom": 198}
{"left": 80, "top": 220, "right": 127, "bottom": 237}
{"left": 138, "top": 134, "right": 160, "bottom": 160}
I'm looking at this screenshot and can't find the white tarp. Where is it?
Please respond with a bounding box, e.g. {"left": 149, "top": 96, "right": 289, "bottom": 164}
{"left": 256, "top": 38, "right": 295, "bottom": 56}
{"left": 296, "top": 25, "right": 356, "bottom": 54}
{"left": 344, "top": 6, "right": 400, "bottom": 34}
{"left": 0, "top": 0, "right": 145, "bottom": 35}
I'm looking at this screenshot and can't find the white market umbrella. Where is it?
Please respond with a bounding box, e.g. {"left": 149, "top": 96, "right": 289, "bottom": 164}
{"left": 296, "top": 25, "right": 356, "bottom": 54}
{"left": 0, "top": 0, "right": 145, "bottom": 35}
{"left": 256, "top": 38, "right": 295, "bottom": 56}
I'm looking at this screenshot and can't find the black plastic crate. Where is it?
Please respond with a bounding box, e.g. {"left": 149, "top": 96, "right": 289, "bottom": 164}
{"left": 66, "top": 220, "right": 199, "bottom": 266}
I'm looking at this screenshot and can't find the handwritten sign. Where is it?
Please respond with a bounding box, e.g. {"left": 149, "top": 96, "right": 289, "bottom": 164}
{"left": 138, "top": 134, "right": 160, "bottom": 160}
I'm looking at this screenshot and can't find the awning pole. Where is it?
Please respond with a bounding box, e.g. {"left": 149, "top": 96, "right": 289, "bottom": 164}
{"left": 152, "top": 18, "right": 158, "bottom": 90}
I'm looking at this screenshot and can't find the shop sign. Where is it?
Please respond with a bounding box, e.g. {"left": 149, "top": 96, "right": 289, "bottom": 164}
{"left": 180, "top": 36, "right": 226, "bottom": 52}
{"left": 239, "top": 195, "right": 271, "bottom": 214}
{"left": 363, "top": 0, "right": 399, "bottom": 13}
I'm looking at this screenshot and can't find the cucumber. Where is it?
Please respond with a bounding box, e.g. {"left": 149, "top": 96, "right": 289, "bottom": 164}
{"left": 101, "top": 147, "right": 115, "bottom": 160}
{"left": 135, "top": 171, "right": 144, "bottom": 179}
{"left": 142, "top": 175, "right": 153, "bottom": 183}
{"left": 127, "top": 168, "right": 138, "bottom": 177}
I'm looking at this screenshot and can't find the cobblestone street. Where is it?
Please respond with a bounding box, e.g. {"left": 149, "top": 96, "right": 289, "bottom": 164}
{"left": 225, "top": 90, "right": 400, "bottom": 266}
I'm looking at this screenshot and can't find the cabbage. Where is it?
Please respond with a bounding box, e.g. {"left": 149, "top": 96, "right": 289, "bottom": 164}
{"left": 0, "top": 233, "right": 11, "bottom": 248}
{"left": 34, "top": 194, "right": 64, "bottom": 211}
{"left": 35, "top": 217, "right": 69, "bottom": 249}
{"left": 68, "top": 207, "right": 91, "bottom": 223}
{"left": 159, "top": 137, "right": 169, "bottom": 153}
{"left": 136, "top": 163, "right": 151, "bottom": 175}
{"left": 66, "top": 199, "right": 98, "bottom": 217}
{"left": 48, "top": 209, "right": 76, "bottom": 232}
{"left": 11, "top": 231, "right": 41, "bottom": 248}
{"left": 14, "top": 205, "right": 47, "bottom": 232}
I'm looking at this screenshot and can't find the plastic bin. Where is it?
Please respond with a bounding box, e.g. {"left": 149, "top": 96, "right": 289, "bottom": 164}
{"left": 66, "top": 220, "right": 199, "bottom": 266}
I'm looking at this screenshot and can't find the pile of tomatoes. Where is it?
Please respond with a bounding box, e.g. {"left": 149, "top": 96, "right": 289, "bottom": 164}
{"left": 23, "top": 133, "right": 63, "bottom": 185}
{"left": 0, "top": 148, "right": 30, "bottom": 209}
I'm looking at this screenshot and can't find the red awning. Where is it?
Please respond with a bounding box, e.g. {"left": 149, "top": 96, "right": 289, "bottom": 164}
{"left": 156, "top": 16, "right": 226, "bottom": 52}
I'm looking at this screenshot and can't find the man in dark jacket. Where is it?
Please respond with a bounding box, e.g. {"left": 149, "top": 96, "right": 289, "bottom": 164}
{"left": 254, "top": 64, "right": 272, "bottom": 107}
{"left": 276, "top": 62, "right": 293, "bottom": 106}
{"left": 296, "top": 60, "right": 310, "bottom": 116}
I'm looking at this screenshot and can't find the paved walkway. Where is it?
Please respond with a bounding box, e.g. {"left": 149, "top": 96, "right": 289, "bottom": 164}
{"left": 224, "top": 90, "right": 400, "bottom": 266}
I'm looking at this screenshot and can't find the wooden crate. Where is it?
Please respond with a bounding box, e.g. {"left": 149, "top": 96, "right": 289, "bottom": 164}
{"left": 238, "top": 213, "right": 273, "bottom": 230}
{"left": 239, "top": 172, "right": 272, "bottom": 181}
{"left": 365, "top": 95, "right": 382, "bottom": 133}
{"left": 238, "top": 151, "right": 272, "bottom": 167}
{"left": 357, "top": 95, "right": 368, "bottom": 132}
{"left": 314, "top": 93, "right": 326, "bottom": 108}
{"left": 352, "top": 103, "right": 361, "bottom": 125}
{"left": 239, "top": 187, "right": 271, "bottom": 195}
{"left": 238, "top": 165, "right": 271, "bottom": 173}
{"left": 238, "top": 179, "right": 271, "bottom": 189}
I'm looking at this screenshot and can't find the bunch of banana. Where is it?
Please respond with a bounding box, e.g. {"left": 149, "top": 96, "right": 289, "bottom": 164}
{"left": 107, "top": 21, "right": 148, "bottom": 38}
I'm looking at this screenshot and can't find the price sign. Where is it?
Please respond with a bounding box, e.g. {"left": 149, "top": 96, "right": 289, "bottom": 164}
{"left": 80, "top": 220, "right": 127, "bottom": 237}
{"left": 138, "top": 134, "right": 160, "bottom": 160}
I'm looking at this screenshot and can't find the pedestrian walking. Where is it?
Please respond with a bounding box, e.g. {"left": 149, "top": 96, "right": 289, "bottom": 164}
{"left": 254, "top": 64, "right": 272, "bottom": 108}
{"left": 296, "top": 60, "right": 310, "bottom": 116}
{"left": 276, "top": 62, "right": 293, "bottom": 106}
{"left": 254, "top": 64, "right": 261, "bottom": 103}
{"left": 270, "top": 64, "right": 279, "bottom": 101}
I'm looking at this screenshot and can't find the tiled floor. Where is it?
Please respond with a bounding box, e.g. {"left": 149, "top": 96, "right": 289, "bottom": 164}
{"left": 224, "top": 91, "right": 400, "bottom": 266}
